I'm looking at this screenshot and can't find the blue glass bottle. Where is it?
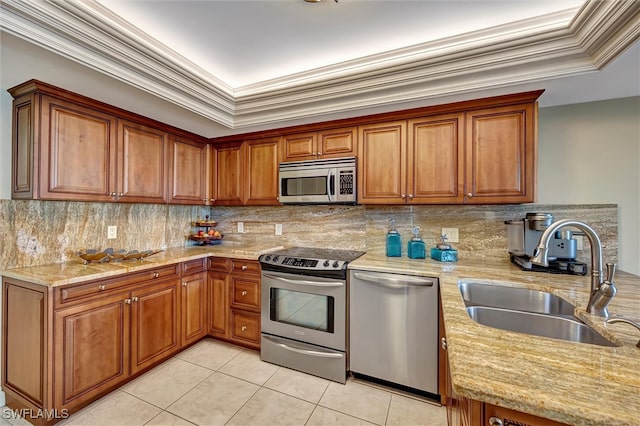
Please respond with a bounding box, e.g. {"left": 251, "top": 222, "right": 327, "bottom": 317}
{"left": 386, "top": 219, "right": 402, "bottom": 257}
{"left": 408, "top": 227, "right": 426, "bottom": 259}
{"left": 430, "top": 234, "right": 458, "bottom": 262}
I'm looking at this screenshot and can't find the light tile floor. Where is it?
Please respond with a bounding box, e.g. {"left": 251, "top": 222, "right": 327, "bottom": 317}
{"left": 2, "top": 339, "right": 447, "bottom": 426}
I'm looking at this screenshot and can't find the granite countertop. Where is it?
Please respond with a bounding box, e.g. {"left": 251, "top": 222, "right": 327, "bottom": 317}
{"left": 0, "top": 243, "right": 284, "bottom": 287}
{"left": 349, "top": 254, "right": 640, "bottom": 426}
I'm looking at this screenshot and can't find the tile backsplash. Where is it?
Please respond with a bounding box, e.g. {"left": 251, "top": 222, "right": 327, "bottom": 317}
{"left": 0, "top": 199, "right": 616, "bottom": 271}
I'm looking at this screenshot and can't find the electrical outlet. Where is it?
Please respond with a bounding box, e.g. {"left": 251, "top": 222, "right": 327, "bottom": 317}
{"left": 275, "top": 224, "right": 283, "bottom": 236}
{"left": 441, "top": 227, "right": 459, "bottom": 243}
{"left": 237, "top": 222, "right": 244, "bottom": 233}
{"left": 107, "top": 225, "right": 117, "bottom": 239}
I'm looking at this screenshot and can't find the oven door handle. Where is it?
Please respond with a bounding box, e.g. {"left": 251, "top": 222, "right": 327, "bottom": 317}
{"left": 352, "top": 271, "right": 434, "bottom": 287}
{"left": 263, "top": 335, "right": 344, "bottom": 359}
{"left": 263, "top": 272, "right": 344, "bottom": 287}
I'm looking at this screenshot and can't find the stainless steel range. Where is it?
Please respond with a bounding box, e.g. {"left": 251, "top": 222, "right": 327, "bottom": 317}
{"left": 259, "top": 247, "right": 365, "bottom": 383}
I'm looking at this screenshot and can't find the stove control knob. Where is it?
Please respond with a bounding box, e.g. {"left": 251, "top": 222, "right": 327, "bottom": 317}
{"left": 323, "top": 260, "right": 330, "bottom": 267}
{"left": 264, "top": 255, "right": 271, "bottom": 261}
{"left": 333, "top": 261, "right": 340, "bottom": 268}
{"left": 273, "top": 256, "right": 279, "bottom": 262}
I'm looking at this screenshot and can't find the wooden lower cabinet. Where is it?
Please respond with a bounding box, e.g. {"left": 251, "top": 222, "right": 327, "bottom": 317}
{"left": 180, "top": 271, "right": 208, "bottom": 346}
{"left": 207, "top": 257, "right": 261, "bottom": 349}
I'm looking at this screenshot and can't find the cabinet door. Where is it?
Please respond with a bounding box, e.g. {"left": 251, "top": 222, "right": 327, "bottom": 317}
{"left": 53, "top": 292, "right": 130, "bottom": 410}
{"left": 11, "top": 94, "right": 37, "bottom": 199}
{"left": 181, "top": 272, "right": 207, "bottom": 347}
{"left": 357, "top": 121, "right": 407, "bottom": 204}
{"left": 130, "top": 280, "right": 180, "bottom": 374}
{"left": 117, "top": 120, "right": 169, "bottom": 203}
{"left": 208, "top": 271, "right": 229, "bottom": 339}
{"left": 319, "top": 127, "right": 357, "bottom": 158}
{"left": 214, "top": 143, "right": 244, "bottom": 205}
{"left": 283, "top": 132, "right": 317, "bottom": 161}
{"left": 465, "top": 104, "right": 536, "bottom": 203}
{"left": 244, "top": 137, "right": 281, "bottom": 205}
{"left": 408, "top": 114, "right": 464, "bottom": 204}
{"left": 39, "top": 96, "right": 117, "bottom": 201}
{"left": 168, "top": 136, "right": 209, "bottom": 205}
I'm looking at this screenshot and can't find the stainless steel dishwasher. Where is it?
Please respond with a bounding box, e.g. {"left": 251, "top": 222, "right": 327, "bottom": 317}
{"left": 349, "top": 269, "right": 438, "bottom": 395}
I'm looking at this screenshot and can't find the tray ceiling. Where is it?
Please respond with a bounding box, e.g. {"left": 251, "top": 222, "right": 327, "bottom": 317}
{"left": 1, "top": 0, "right": 639, "bottom": 133}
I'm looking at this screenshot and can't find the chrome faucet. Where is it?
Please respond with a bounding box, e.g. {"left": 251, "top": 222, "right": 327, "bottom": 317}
{"left": 531, "top": 219, "right": 617, "bottom": 317}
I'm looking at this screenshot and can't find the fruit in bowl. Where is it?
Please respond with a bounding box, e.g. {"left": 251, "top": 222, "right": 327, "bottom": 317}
{"left": 198, "top": 230, "right": 205, "bottom": 237}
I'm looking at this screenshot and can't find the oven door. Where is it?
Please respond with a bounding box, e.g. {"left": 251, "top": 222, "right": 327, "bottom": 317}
{"left": 261, "top": 270, "right": 346, "bottom": 351}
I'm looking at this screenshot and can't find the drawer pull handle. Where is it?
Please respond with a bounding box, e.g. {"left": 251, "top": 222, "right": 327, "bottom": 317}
{"left": 241, "top": 290, "right": 247, "bottom": 296}
{"left": 124, "top": 298, "right": 131, "bottom": 304}
{"left": 241, "top": 265, "right": 248, "bottom": 271}
{"left": 241, "top": 325, "right": 247, "bottom": 332}
{"left": 98, "top": 285, "right": 106, "bottom": 291}
{"left": 153, "top": 272, "right": 159, "bottom": 278}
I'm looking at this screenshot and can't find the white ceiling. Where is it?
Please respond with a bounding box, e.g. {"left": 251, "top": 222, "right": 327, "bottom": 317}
{"left": 1, "top": 0, "right": 639, "bottom": 137}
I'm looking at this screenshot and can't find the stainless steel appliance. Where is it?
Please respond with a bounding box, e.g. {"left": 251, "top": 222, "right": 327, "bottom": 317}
{"left": 505, "top": 212, "right": 586, "bottom": 274}
{"left": 278, "top": 157, "right": 356, "bottom": 204}
{"left": 349, "top": 270, "right": 439, "bottom": 395}
{"left": 259, "top": 247, "right": 365, "bottom": 383}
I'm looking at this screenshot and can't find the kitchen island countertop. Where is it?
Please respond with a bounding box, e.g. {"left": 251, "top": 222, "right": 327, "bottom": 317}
{"left": 348, "top": 254, "right": 640, "bottom": 426}
{"left": 0, "top": 243, "right": 284, "bottom": 287}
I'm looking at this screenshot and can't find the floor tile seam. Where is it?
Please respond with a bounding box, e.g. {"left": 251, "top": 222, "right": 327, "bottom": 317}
{"left": 315, "top": 401, "right": 384, "bottom": 426}
{"left": 142, "top": 410, "right": 197, "bottom": 426}
{"left": 220, "top": 384, "right": 263, "bottom": 426}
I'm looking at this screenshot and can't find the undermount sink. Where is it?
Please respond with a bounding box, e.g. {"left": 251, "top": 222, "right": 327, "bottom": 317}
{"left": 458, "top": 281, "right": 617, "bottom": 347}
{"left": 458, "top": 281, "right": 575, "bottom": 316}
{"left": 466, "top": 306, "right": 617, "bottom": 347}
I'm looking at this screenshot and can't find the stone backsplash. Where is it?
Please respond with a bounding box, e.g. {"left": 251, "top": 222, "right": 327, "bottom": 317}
{"left": 0, "top": 199, "right": 616, "bottom": 271}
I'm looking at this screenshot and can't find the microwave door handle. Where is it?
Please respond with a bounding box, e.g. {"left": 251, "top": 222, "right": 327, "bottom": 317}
{"left": 327, "top": 169, "right": 335, "bottom": 202}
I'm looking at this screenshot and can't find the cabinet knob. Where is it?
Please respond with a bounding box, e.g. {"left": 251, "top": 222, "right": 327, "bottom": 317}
{"left": 408, "top": 194, "right": 414, "bottom": 198}
{"left": 98, "top": 285, "right": 106, "bottom": 291}
{"left": 241, "top": 325, "right": 247, "bottom": 332}
{"left": 401, "top": 194, "right": 406, "bottom": 199}
{"left": 467, "top": 192, "right": 473, "bottom": 197}
{"left": 488, "top": 417, "right": 503, "bottom": 426}
{"left": 241, "top": 265, "right": 248, "bottom": 271}
{"left": 132, "top": 296, "right": 139, "bottom": 302}
{"left": 182, "top": 282, "right": 188, "bottom": 287}
{"left": 441, "top": 337, "right": 447, "bottom": 351}
{"left": 210, "top": 198, "right": 216, "bottom": 202}
{"left": 241, "top": 290, "right": 247, "bottom": 296}
{"left": 153, "top": 272, "right": 159, "bottom": 278}
{"left": 119, "top": 192, "right": 124, "bottom": 197}
{"left": 124, "top": 298, "right": 131, "bottom": 304}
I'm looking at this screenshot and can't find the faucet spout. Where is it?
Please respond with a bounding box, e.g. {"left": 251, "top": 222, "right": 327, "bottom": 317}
{"left": 530, "top": 219, "right": 614, "bottom": 317}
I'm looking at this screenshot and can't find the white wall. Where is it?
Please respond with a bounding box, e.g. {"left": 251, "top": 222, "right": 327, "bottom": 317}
{"left": 537, "top": 98, "right": 640, "bottom": 275}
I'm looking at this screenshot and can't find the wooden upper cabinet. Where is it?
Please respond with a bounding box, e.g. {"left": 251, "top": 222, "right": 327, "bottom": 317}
{"left": 244, "top": 137, "right": 281, "bottom": 205}
{"left": 117, "top": 120, "right": 169, "bottom": 203}
{"left": 168, "top": 136, "right": 210, "bottom": 205}
{"left": 357, "top": 121, "right": 407, "bottom": 204}
{"left": 213, "top": 142, "right": 244, "bottom": 205}
{"left": 283, "top": 127, "right": 356, "bottom": 161}
{"left": 408, "top": 114, "right": 464, "bottom": 204}
{"left": 465, "top": 103, "right": 536, "bottom": 203}
{"left": 39, "top": 96, "right": 118, "bottom": 202}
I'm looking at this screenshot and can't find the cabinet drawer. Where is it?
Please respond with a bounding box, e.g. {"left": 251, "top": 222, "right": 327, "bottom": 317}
{"left": 209, "top": 257, "right": 230, "bottom": 272}
{"left": 230, "top": 310, "right": 260, "bottom": 345}
{"left": 230, "top": 277, "right": 260, "bottom": 311}
{"left": 55, "top": 264, "right": 179, "bottom": 307}
{"left": 182, "top": 258, "right": 206, "bottom": 275}
{"left": 231, "top": 259, "right": 260, "bottom": 275}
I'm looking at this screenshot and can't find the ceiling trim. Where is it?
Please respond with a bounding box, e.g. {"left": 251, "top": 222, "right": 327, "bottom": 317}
{"left": 1, "top": 0, "right": 638, "bottom": 129}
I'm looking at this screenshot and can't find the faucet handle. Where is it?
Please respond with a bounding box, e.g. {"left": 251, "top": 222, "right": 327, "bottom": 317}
{"left": 605, "top": 262, "right": 616, "bottom": 284}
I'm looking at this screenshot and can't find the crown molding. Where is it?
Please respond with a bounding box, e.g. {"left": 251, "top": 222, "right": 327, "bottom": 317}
{"left": 1, "top": 0, "right": 638, "bottom": 129}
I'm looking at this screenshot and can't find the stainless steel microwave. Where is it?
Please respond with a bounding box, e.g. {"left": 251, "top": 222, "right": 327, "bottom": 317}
{"left": 279, "top": 157, "right": 356, "bottom": 204}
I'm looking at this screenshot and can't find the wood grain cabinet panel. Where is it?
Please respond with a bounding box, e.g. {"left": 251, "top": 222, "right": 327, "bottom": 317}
{"left": 357, "top": 121, "right": 407, "bottom": 204}
{"left": 53, "top": 292, "right": 130, "bottom": 410}
{"left": 213, "top": 143, "right": 244, "bottom": 205}
{"left": 39, "top": 96, "right": 117, "bottom": 202}
{"left": 117, "top": 120, "right": 169, "bottom": 203}
{"left": 244, "top": 137, "right": 281, "bottom": 205}
{"left": 168, "top": 136, "right": 209, "bottom": 205}
{"left": 283, "top": 127, "right": 356, "bottom": 161}
{"left": 208, "top": 271, "right": 229, "bottom": 339}
{"left": 181, "top": 272, "right": 208, "bottom": 347}
{"left": 230, "top": 310, "right": 261, "bottom": 346}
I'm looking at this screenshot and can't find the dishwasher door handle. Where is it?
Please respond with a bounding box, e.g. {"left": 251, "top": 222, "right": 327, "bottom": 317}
{"left": 352, "top": 271, "right": 435, "bottom": 287}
